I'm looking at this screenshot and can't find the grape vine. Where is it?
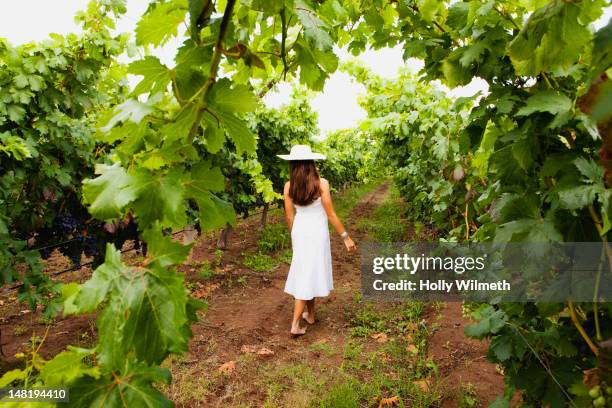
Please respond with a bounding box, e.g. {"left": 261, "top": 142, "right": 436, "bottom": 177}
{"left": 0, "top": 1, "right": 129, "bottom": 312}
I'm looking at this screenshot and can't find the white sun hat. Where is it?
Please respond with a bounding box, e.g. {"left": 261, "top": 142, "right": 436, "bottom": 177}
{"left": 277, "top": 144, "right": 326, "bottom": 160}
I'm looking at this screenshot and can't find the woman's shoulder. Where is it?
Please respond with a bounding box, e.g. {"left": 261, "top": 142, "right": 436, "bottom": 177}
{"left": 319, "top": 177, "right": 330, "bottom": 193}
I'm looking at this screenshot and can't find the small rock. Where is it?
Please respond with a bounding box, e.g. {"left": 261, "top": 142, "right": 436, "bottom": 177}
{"left": 370, "top": 332, "right": 388, "bottom": 343}
{"left": 256, "top": 347, "right": 274, "bottom": 357}
{"left": 218, "top": 360, "right": 236, "bottom": 374}
{"left": 240, "top": 345, "right": 258, "bottom": 354}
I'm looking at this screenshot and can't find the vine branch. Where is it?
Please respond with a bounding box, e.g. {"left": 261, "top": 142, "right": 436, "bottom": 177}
{"left": 280, "top": 7, "right": 288, "bottom": 80}
{"left": 187, "top": 0, "right": 237, "bottom": 139}
{"left": 568, "top": 300, "right": 599, "bottom": 356}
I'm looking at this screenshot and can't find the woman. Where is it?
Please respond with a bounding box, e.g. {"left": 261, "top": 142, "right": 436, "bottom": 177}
{"left": 278, "top": 145, "right": 357, "bottom": 336}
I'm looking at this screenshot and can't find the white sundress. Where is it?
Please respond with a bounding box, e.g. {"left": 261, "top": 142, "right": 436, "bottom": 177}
{"left": 284, "top": 197, "right": 333, "bottom": 300}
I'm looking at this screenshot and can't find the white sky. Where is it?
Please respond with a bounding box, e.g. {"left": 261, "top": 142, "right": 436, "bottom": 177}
{"left": 1, "top": 1, "right": 610, "bottom": 135}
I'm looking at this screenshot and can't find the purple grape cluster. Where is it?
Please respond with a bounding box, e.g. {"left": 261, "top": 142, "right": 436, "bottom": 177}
{"left": 54, "top": 214, "right": 82, "bottom": 235}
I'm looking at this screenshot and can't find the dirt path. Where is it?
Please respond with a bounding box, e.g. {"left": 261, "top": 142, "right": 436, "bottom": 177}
{"left": 170, "top": 182, "right": 505, "bottom": 407}
{"left": 198, "top": 183, "right": 388, "bottom": 347}
{"left": 175, "top": 183, "right": 391, "bottom": 406}
{"left": 427, "top": 302, "right": 505, "bottom": 407}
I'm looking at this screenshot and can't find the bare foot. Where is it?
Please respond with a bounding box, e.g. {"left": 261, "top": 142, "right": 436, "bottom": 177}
{"left": 290, "top": 323, "right": 307, "bottom": 336}
{"left": 302, "top": 311, "right": 315, "bottom": 324}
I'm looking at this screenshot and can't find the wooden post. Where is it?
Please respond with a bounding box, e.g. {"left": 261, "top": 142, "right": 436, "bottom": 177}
{"left": 216, "top": 223, "right": 233, "bottom": 249}
{"left": 260, "top": 203, "right": 270, "bottom": 228}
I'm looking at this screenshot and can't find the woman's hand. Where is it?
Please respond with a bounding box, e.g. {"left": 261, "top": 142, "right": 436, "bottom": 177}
{"left": 343, "top": 236, "right": 357, "bottom": 252}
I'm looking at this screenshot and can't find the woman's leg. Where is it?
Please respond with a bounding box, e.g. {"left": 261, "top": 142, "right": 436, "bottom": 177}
{"left": 291, "top": 299, "right": 307, "bottom": 335}
{"left": 303, "top": 298, "right": 315, "bottom": 324}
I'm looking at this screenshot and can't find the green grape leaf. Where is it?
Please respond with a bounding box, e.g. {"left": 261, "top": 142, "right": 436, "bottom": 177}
{"left": 472, "top": 120, "right": 500, "bottom": 176}
{"left": 511, "top": 138, "right": 534, "bottom": 171}
{"left": 527, "top": 216, "right": 564, "bottom": 242}
{"left": 13, "top": 73, "right": 29, "bottom": 88}
{"left": 208, "top": 79, "right": 259, "bottom": 113}
{"left": 135, "top": 2, "right": 187, "bottom": 47}
{"left": 432, "top": 134, "right": 449, "bottom": 160}
{"left": 132, "top": 168, "right": 187, "bottom": 228}
{"left": 82, "top": 164, "right": 142, "bottom": 220}
{"left": 0, "top": 133, "right": 32, "bottom": 160}
{"left": 175, "top": 41, "right": 212, "bottom": 97}
{"left": 7, "top": 104, "right": 26, "bottom": 122}
{"left": 459, "top": 42, "right": 487, "bottom": 67}
{"left": 205, "top": 109, "right": 256, "bottom": 154}
{"left": 142, "top": 225, "right": 192, "bottom": 267}
{"left": 295, "top": 0, "right": 333, "bottom": 51}
{"left": 0, "top": 369, "right": 26, "bottom": 388}
{"left": 296, "top": 41, "right": 328, "bottom": 90}
{"left": 464, "top": 306, "right": 507, "bottom": 339}
{"left": 313, "top": 49, "right": 339, "bottom": 73}
{"left": 489, "top": 334, "right": 513, "bottom": 362}
{"left": 574, "top": 157, "right": 604, "bottom": 183}
{"left": 186, "top": 161, "right": 225, "bottom": 193}
{"left": 494, "top": 93, "right": 520, "bottom": 114}
{"left": 516, "top": 91, "right": 572, "bottom": 116}
{"left": 128, "top": 57, "right": 172, "bottom": 96}
{"left": 160, "top": 103, "right": 199, "bottom": 143}
{"left": 70, "top": 362, "right": 173, "bottom": 408}
{"left": 446, "top": 2, "right": 469, "bottom": 31}
{"left": 96, "top": 265, "right": 194, "bottom": 369}
{"left": 140, "top": 154, "right": 169, "bottom": 171}
{"left": 99, "top": 120, "right": 147, "bottom": 145}
{"left": 417, "top": 0, "right": 444, "bottom": 22}
{"left": 508, "top": 2, "right": 593, "bottom": 76}
{"left": 176, "top": 39, "right": 212, "bottom": 68}
{"left": 441, "top": 57, "right": 471, "bottom": 87}
{"left": 201, "top": 117, "right": 226, "bottom": 153}
{"left": 558, "top": 184, "right": 602, "bottom": 210}
{"left": 100, "top": 99, "right": 154, "bottom": 132}
{"left": 39, "top": 348, "right": 100, "bottom": 387}
{"left": 568, "top": 381, "right": 590, "bottom": 397}
{"left": 495, "top": 216, "right": 563, "bottom": 243}
{"left": 64, "top": 244, "right": 125, "bottom": 315}
{"left": 192, "top": 192, "right": 236, "bottom": 230}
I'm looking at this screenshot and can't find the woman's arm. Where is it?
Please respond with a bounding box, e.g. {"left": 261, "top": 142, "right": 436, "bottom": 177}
{"left": 320, "top": 179, "right": 357, "bottom": 252}
{"left": 283, "top": 181, "right": 295, "bottom": 232}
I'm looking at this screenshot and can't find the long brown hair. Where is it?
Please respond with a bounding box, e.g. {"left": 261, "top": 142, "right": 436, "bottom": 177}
{"left": 289, "top": 160, "right": 321, "bottom": 206}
